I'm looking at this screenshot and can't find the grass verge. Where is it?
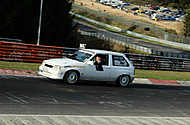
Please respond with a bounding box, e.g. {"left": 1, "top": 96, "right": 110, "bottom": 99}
{"left": 0, "top": 61, "right": 189, "bottom": 81}
{"left": 135, "top": 69, "right": 190, "bottom": 81}
{"left": 0, "top": 61, "right": 40, "bottom": 71}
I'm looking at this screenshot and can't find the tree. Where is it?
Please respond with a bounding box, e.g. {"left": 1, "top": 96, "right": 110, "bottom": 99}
{"left": 184, "top": 9, "right": 190, "bottom": 37}
{"left": 0, "top": 0, "right": 74, "bottom": 46}
{"left": 40, "top": 0, "right": 74, "bottom": 46}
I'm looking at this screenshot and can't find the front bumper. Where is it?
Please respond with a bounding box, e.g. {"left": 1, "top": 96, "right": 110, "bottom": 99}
{"left": 38, "top": 65, "right": 64, "bottom": 80}
{"left": 38, "top": 70, "right": 63, "bottom": 80}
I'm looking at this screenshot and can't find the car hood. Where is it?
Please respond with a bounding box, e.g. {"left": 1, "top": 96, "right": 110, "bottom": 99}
{"left": 44, "top": 58, "right": 84, "bottom": 66}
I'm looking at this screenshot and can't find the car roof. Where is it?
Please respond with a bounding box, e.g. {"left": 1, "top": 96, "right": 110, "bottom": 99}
{"left": 82, "top": 49, "right": 125, "bottom": 56}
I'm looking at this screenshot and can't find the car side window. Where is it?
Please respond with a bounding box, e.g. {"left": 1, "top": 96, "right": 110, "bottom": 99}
{"left": 91, "top": 54, "right": 109, "bottom": 66}
{"left": 112, "top": 55, "right": 129, "bottom": 67}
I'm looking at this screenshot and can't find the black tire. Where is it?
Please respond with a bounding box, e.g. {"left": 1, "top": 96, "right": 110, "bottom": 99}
{"left": 117, "top": 75, "right": 130, "bottom": 87}
{"left": 64, "top": 71, "right": 79, "bottom": 85}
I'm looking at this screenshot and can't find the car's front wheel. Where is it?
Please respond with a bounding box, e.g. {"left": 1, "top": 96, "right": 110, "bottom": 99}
{"left": 65, "top": 71, "right": 79, "bottom": 85}
{"left": 118, "top": 75, "right": 130, "bottom": 87}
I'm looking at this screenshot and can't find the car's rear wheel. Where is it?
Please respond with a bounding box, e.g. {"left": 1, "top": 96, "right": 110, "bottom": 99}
{"left": 118, "top": 75, "right": 130, "bottom": 87}
{"left": 65, "top": 71, "right": 79, "bottom": 85}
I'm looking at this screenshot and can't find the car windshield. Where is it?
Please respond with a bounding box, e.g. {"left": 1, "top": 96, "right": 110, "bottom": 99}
{"left": 67, "top": 51, "right": 92, "bottom": 62}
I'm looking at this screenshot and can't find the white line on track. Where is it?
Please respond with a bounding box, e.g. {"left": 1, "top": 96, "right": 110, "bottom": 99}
{"left": 5, "top": 92, "right": 29, "bottom": 104}
{"left": 0, "top": 115, "right": 189, "bottom": 119}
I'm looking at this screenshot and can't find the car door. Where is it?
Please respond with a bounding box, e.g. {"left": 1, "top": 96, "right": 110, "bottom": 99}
{"left": 110, "top": 55, "right": 131, "bottom": 81}
{"left": 85, "top": 54, "right": 111, "bottom": 81}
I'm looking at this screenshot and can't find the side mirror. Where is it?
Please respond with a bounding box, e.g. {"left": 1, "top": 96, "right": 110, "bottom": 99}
{"left": 87, "top": 61, "right": 94, "bottom": 65}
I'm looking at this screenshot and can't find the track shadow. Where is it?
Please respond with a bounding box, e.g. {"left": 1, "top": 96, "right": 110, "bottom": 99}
{"left": 41, "top": 78, "right": 118, "bottom": 88}
{"left": 42, "top": 78, "right": 190, "bottom": 91}
{"left": 131, "top": 83, "right": 190, "bottom": 91}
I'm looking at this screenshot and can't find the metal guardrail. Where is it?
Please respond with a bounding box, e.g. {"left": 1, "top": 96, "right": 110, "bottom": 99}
{"left": 0, "top": 41, "right": 77, "bottom": 63}
{"left": 151, "top": 50, "right": 190, "bottom": 59}
{"left": 0, "top": 38, "right": 22, "bottom": 42}
{"left": 126, "top": 53, "right": 190, "bottom": 72}
{"left": 0, "top": 41, "right": 189, "bottom": 72}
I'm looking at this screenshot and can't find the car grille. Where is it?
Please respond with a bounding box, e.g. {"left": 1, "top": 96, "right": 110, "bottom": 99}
{"left": 44, "top": 64, "right": 53, "bottom": 68}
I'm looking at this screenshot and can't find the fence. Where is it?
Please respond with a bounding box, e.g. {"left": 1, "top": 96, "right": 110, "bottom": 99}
{"left": 126, "top": 53, "right": 190, "bottom": 72}
{"left": 72, "top": 4, "right": 190, "bottom": 45}
{"left": 0, "top": 41, "right": 77, "bottom": 63}
{"left": 0, "top": 41, "right": 190, "bottom": 72}
{"left": 151, "top": 50, "right": 190, "bottom": 59}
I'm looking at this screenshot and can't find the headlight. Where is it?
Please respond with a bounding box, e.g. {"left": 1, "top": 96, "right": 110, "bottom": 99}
{"left": 54, "top": 65, "right": 62, "bottom": 71}
{"left": 54, "top": 65, "right": 72, "bottom": 71}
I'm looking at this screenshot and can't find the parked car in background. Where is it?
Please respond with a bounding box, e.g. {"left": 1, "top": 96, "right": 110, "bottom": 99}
{"left": 111, "top": 1, "right": 120, "bottom": 8}
{"left": 175, "top": 15, "right": 184, "bottom": 22}
{"left": 131, "top": 7, "right": 139, "bottom": 11}
{"left": 149, "top": 6, "right": 160, "bottom": 10}
{"left": 100, "top": 0, "right": 105, "bottom": 4}
{"left": 117, "top": 5, "right": 124, "bottom": 10}
{"left": 145, "top": 10, "right": 156, "bottom": 15}
{"left": 98, "top": 0, "right": 178, "bottom": 22}
{"left": 123, "top": 2, "right": 130, "bottom": 6}
{"left": 162, "top": 16, "right": 176, "bottom": 21}
{"left": 38, "top": 49, "right": 135, "bottom": 87}
{"left": 160, "top": 8, "right": 172, "bottom": 13}
{"left": 112, "top": 4, "right": 118, "bottom": 8}
{"left": 104, "top": 1, "right": 112, "bottom": 6}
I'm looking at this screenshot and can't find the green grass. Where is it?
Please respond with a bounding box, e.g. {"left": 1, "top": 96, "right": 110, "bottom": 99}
{"left": 0, "top": 61, "right": 40, "bottom": 71}
{"left": 135, "top": 69, "right": 190, "bottom": 81}
{"left": 0, "top": 61, "right": 189, "bottom": 81}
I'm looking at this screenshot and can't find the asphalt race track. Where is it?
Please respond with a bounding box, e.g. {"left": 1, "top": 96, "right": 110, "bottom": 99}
{"left": 0, "top": 75, "right": 190, "bottom": 117}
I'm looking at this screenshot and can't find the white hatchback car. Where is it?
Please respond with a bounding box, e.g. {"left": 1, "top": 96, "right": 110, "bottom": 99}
{"left": 38, "top": 49, "right": 135, "bottom": 87}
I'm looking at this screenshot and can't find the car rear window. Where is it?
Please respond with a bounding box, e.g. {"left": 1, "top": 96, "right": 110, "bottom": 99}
{"left": 112, "top": 55, "right": 129, "bottom": 67}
